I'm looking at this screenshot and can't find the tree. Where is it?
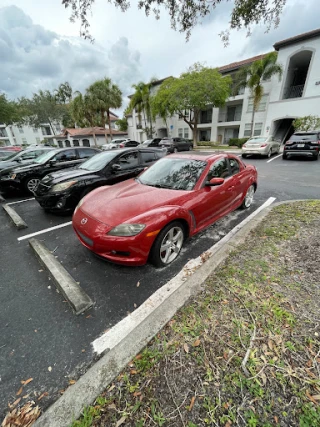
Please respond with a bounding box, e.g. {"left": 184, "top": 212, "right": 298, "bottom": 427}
{"left": 0, "top": 94, "right": 24, "bottom": 125}
{"left": 22, "top": 90, "right": 68, "bottom": 135}
{"left": 54, "top": 82, "right": 73, "bottom": 104}
{"left": 235, "top": 52, "right": 282, "bottom": 137}
{"left": 70, "top": 92, "right": 101, "bottom": 145}
{"left": 293, "top": 116, "right": 320, "bottom": 132}
{"left": 87, "top": 78, "right": 122, "bottom": 141}
{"left": 115, "top": 117, "right": 128, "bottom": 132}
{"left": 62, "top": 0, "right": 286, "bottom": 43}
{"left": 151, "top": 63, "right": 232, "bottom": 146}
{"left": 129, "top": 81, "right": 157, "bottom": 138}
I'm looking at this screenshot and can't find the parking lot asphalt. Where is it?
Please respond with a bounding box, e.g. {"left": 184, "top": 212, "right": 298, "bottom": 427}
{"left": 1, "top": 152, "right": 319, "bottom": 419}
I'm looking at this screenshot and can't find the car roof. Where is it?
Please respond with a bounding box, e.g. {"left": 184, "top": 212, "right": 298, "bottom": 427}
{"left": 293, "top": 130, "right": 320, "bottom": 134}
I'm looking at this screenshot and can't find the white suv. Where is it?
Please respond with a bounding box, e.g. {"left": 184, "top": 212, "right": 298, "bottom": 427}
{"left": 101, "top": 139, "right": 130, "bottom": 150}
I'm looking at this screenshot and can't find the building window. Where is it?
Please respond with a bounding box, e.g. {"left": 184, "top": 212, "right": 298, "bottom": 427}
{"left": 254, "top": 122, "right": 263, "bottom": 136}
{"left": 18, "top": 126, "right": 24, "bottom": 134}
{"left": 65, "top": 140, "right": 71, "bottom": 147}
{"left": 184, "top": 128, "right": 189, "bottom": 138}
{"left": 73, "top": 139, "right": 80, "bottom": 147}
{"left": 22, "top": 137, "right": 27, "bottom": 145}
{"left": 247, "top": 95, "right": 268, "bottom": 113}
{"left": 244, "top": 123, "right": 252, "bottom": 137}
{"left": 41, "top": 126, "right": 52, "bottom": 136}
{"left": 82, "top": 139, "right": 90, "bottom": 147}
{"left": 178, "top": 110, "right": 189, "bottom": 120}
{"left": 58, "top": 140, "right": 63, "bottom": 148}
{"left": 178, "top": 128, "right": 183, "bottom": 137}
{"left": 36, "top": 137, "right": 41, "bottom": 144}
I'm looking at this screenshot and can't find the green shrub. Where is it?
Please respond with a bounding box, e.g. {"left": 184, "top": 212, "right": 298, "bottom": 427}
{"left": 198, "top": 141, "right": 219, "bottom": 147}
{"left": 228, "top": 138, "right": 249, "bottom": 147}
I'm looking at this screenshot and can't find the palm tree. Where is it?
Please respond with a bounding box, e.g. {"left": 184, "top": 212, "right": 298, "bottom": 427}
{"left": 129, "top": 78, "right": 157, "bottom": 138}
{"left": 55, "top": 82, "right": 73, "bottom": 104}
{"left": 235, "top": 52, "right": 282, "bottom": 137}
{"left": 87, "top": 78, "right": 122, "bottom": 142}
{"left": 71, "top": 92, "right": 100, "bottom": 146}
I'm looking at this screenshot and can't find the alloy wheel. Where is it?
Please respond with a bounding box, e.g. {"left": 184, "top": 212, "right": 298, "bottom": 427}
{"left": 243, "top": 185, "right": 255, "bottom": 208}
{"left": 27, "top": 178, "right": 40, "bottom": 193}
{"left": 159, "top": 226, "right": 184, "bottom": 264}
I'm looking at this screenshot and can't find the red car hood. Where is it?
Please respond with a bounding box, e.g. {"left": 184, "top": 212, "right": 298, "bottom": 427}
{"left": 80, "top": 180, "right": 187, "bottom": 226}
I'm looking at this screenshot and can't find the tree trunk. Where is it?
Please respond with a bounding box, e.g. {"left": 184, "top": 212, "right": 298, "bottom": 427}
{"left": 102, "top": 111, "right": 108, "bottom": 143}
{"left": 250, "top": 107, "right": 255, "bottom": 137}
{"left": 143, "top": 109, "right": 148, "bottom": 137}
{"left": 148, "top": 104, "right": 153, "bottom": 137}
{"left": 93, "top": 131, "right": 97, "bottom": 147}
{"left": 107, "top": 110, "right": 113, "bottom": 142}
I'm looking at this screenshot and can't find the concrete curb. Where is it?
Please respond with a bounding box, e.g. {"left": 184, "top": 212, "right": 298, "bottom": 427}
{"left": 2, "top": 203, "right": 28, "bottom": 229}
{"left": 34, "top": 199, "right": 282, "bottom": 427}
{"left": 29, "top": 238, "right": 93, "bottom": 316}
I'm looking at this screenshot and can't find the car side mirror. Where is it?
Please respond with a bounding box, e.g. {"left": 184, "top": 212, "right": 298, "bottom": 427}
{"left": 16, "top": 158, "right": 22, "bottom": 162}
{"left": 205, "top": 177, "right": 225, "bottom": 186}
{"left": 49, "top": 159, "right": 57, "bottom": 166}
{"left": 111, "top": 163, "right": 121, "bottom": 172}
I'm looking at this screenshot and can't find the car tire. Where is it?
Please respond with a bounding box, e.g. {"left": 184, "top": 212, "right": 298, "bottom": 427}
{"left": 24, "top": 176, "right": 40, "bottom": 194}
{"left": 149, "top": 221, "right": 185, "bottom": 268}
{"left": 267, "top": 149, "right": 272, "bottom": 158}
{"left": 241, "top": 184, "right": 255, "bottom": 209}
{"left": 314, "top": 152, "right": 319, "bottom": 160}
{"left": 282, "top": 153, "right": 288, "bottom": 160}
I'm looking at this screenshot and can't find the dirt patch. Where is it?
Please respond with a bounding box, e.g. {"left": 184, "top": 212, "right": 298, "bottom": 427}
{"left": 70, "top": 201, "right": 320, "bottom": 426}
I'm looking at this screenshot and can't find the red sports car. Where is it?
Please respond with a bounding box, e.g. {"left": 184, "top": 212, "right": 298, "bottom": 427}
{"left": 72, "top": 153, "right": 257, "bottom": 267}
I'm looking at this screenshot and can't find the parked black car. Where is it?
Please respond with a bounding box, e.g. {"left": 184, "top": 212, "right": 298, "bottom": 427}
{"left": 0, "top": 147, "right": 54, "bottom": 172}
{"left": 0, "top": 147, "right": 100, "bottom": 194}
{"left": 160, "top": 137, "right": 193, "bottom": 153}
{"left": 119, "top": 140, "right": 140, "bottom": 148}
{"left": 140, "top": 138, "right": 163, "bottom": 148}
{"left": 283, "top": 131, "right": 320, "bottom": 160}
{"left": 34, "top": 147, "right": 167, "bottom": 213}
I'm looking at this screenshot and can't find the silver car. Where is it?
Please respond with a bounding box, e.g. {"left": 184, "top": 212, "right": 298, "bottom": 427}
{"left": 242, "top": 136, "right": 281, "bottom": 158}
{"left": 101, "top": 139, "right": 130, "bottom": 151}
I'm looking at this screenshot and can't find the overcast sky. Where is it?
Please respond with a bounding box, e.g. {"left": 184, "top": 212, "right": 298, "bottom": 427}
{"left": 0, "top": 0, "right": 319, "bottom": 113}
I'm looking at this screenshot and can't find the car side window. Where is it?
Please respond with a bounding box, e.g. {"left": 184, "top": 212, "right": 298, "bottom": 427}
{"left": 118, "top": 152, "right": 139, "bottom": 169}
{"left": 20, "top": 152, "right": 37, "bottom": 159}
{"left": 78, "top": 148, "right": 96, "bottom": 159}
{"left": 53, "top": 150, "right": 77, "bottom": 162}
{"left": 140, "top": 151, "right": 156, "bottom": 164}
{"left": 229, "top": 158, "right": 240, "bottom": 175}
{"left": 207, "top": 158, "right": 230, "bottom": 180}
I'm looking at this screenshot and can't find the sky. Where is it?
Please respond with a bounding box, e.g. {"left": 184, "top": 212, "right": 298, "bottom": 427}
{"left": 0, "top": 0, "right": 320, "bottom": 114}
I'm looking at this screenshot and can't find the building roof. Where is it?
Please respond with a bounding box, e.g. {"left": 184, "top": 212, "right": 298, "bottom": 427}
{"left": 218, "top": 54, "right": 269, "bottom": 73}
{"left": 57, "top": 127, "right": 127, "bottom": 138}
{"left": 274, "top": 28, "right": 320, "bottom": 51}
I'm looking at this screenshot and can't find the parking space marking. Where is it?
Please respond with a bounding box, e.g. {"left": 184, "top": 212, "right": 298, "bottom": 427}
{"left": 6, "top": 197, "right": 35, "bottom": 206}
{"left": 17, "top": 221, "right": 72, "bottom": 241}
{"left": 267, "top": 154, "right": 282, "bottom": 163}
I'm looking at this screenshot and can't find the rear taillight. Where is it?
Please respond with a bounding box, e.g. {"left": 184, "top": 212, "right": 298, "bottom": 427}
{"left": 120, "top": 144, "right": 124, "bottom": 148}
{"left": 285, "top": 140, "right": 293, "bottom": 145}
{"left": 242, "top": 144, "right": 247, "bottom": 148}
{"left": 260, "top": 144, "right": 267, "bottom": 148}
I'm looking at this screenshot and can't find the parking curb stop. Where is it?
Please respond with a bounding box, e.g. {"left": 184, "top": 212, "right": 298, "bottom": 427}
{"left": 2, "top": 203, "right": 28, "bottom": 229}
{"left": 29, "top": 238, "right": 93, "bottom": 315}
{"left": 33, "top": 198, "right": 280, "bottom": 427}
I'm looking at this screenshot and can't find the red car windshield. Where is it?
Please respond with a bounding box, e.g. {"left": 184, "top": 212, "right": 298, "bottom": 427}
{"left": 138, "top": 158, "right": 207, "bottom": 191}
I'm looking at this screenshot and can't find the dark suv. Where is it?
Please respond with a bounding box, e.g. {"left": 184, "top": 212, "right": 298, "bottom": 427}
{"left": 0, "top": 147, "right": 100, "bottom": 194}
{"left": 283, "top": 131, "right": 320, "bottom": 160}
{"left": 34, "top": 147, "right": 166, "bottom": 213}
{"left": 160, "top": 137, "right": 192, "bottom": 153}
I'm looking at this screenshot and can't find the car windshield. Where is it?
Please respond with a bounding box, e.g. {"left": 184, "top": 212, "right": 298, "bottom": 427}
{"left": 78, "top": 151, "right": 119, "bottom": 171}
{"left": 139, "top": 158, "right": 207, "bottom": 191}
{"left": 248, "top": 137, "right": 268, "bottom": 144}
{"left": 291, "top": 133, "right": 318, "bottom": 141}
{"left": 0, "top": 151, "right": 20, "bottom": 160}
{"left": 33, "top": 150, "right": 56, "bottom": 164}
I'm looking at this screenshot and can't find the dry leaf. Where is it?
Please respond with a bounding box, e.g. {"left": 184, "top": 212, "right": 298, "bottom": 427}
{"left": 193, "top": 339, "right": 201, "bottom": 347}
{"left": 16, "top": 387, "right": 23, "bottom": 396}
{"left": 184, "top": 343, "right": 189, "bottom": 353}
{"left": 69, "top": 380, "right": 76, "bottom": 385}
{"left": 130, "top": 369, "right": 137, "bottom": 375}
{"left": 189, "top": 396, "right": 196, "bottom": 411}
{"left": 274, "top": 415, "right": 279, "bottom": 423}
{"left": 21, "top": 378, "right": 33, "bottom": 386}
{"left": 13, "top": 397, "right": 21, "bottom": 406}
{"left": 268, "top": 340, "right": 274, "bottom": 351}
{"left": 135, "top": 354, "right": 142, "bottom": 360}
{"left": 311, "top": 395, "right": 320, "bottom": 401}
{"left": 108, "top": 403, "right": 117, "bottom": 410}
{"left": 108, "top": 384, "right": 116, "bottom": 392}
{"left": 225, "top": 422, "right": 232, "bottom": 427}
{"left": 116, "top": 415, "right": 127, "bottom": 427}
{"left": 133, "top": 391, "right": 141, "bottom": 397}
{"left": 306, "top": 390, "right": 318, "bottom": 404}
{"left": 37, "top": 392, "right": 48, "bottom": 401}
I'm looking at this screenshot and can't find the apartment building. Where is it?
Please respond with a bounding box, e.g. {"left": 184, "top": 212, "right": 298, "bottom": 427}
{"left": 0, "top": 123, "right": 62, "bottom": 147}
{"left": 127, "top": 28, "right": 320, "bottom": 144}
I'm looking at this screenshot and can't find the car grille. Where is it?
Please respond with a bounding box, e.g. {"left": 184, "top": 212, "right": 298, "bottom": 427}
{"left": 78, "top": 230, "right": 93, "bottom": 247}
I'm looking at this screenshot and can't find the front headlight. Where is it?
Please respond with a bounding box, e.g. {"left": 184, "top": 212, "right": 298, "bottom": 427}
{"left": 50, "top": 180, "right": 77, "bottom": 192}
{"left": 107, "top": 223, "right": 146, "bottom": 237}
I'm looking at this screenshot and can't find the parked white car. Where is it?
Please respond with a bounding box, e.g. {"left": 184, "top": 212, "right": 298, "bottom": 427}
{"left": 101, "top": 139, "right": 130, "bottom": 150}
{"left": 242, "top": 136, "right": 281, "bottom": 158}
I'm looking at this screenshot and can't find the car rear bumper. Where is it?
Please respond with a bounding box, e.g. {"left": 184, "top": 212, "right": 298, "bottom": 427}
{"left": 284, "top": 149, "right": 318, "bottom": 157}
{"left": 242, "top": 148, "right": 268, "bottom": 156}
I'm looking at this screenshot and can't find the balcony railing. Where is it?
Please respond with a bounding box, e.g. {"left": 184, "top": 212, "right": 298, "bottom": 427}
{"left": 283, "top": 84, "right": 304, "bottom": 99}
{"left": 218, "top": 112, "right": 242, "bottom": 122}
{"left": 199, "top": 116, "right": 212, "bottom": 124}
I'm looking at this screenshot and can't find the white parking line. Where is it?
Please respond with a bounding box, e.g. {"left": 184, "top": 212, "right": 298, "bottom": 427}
{"left": 7, "top": 197, "right": 35, "bottom": 206}
{"left": 17, "top": 221, "right": 72, "bottom": 241}
{"left": 267, "top": 154, "right": 282, "bottom": 163}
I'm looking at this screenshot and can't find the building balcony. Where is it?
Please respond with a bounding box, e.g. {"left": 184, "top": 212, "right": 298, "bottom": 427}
{"left": 218, "top": 112, "right": 242, "bottom": 123}
{"left": 283, "top": 84, "right": 304, "bottom": 99}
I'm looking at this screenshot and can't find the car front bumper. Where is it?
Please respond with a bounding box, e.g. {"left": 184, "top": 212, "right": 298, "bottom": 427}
{"left": 72, "top": 207, "right": 158, "bottom": 266}
{"left": 35, "top": 191, "right": 77, "bottom": 212}
{"left": 0, "top": 178, "right": 22, "bottom": 191}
